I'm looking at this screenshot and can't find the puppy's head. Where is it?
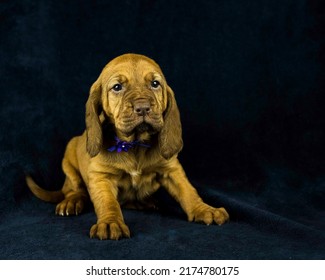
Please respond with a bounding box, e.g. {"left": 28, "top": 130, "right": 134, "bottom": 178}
{"left": 85, "top": 54, "right": 183, "bottom": 159}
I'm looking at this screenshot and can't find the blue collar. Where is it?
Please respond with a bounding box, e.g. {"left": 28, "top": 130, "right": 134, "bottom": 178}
{"left": 107, "top": 136, "right": 151, "bottom": 153}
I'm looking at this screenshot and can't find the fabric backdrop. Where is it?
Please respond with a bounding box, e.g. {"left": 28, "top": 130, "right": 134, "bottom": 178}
{"left": 0, "top": 0, "right": 324, "bottom": 259}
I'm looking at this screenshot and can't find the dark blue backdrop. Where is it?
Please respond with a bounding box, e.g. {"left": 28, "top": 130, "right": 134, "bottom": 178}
{"left": 0, "top": 0, "right": 324, "bottom": 259}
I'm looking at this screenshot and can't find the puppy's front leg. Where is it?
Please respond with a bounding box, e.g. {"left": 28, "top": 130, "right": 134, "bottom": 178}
{"left": 162, "top": 161, "right": 229, "bottom": 225}
{"left": 88, "top": 171, "right": 130, "bottom": 240}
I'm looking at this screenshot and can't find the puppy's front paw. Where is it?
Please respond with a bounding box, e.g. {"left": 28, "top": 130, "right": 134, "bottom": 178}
{"left": 90, "top": 221, "right": 130, "bottom": 240}
{"left": 191, "top": 204, "right": 229, "bottom": 226}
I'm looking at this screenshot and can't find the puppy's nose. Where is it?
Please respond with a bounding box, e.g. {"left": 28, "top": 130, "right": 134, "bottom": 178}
{"left": 133, "top": 100, "right": 151, "bottom": 116}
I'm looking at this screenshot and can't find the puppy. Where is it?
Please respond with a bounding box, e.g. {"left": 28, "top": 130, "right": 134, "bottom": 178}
{"left": 26, "top": 53, "right": 229, "bottom": 240}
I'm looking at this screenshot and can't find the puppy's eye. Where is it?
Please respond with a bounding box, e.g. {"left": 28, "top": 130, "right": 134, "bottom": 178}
{"left": 112, "top": 83, "right": 123, "bottom": 92}
{"left": 151, "top": 80, "right": 160, "bottom": 89}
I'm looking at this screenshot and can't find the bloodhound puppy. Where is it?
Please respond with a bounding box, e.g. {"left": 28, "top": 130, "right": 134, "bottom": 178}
{"left": 26, "top": 53, "right": 229, "bottom": 240}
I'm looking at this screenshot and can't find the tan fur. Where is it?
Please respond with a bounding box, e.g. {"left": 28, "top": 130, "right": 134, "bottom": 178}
{"left": 26, "top": 53, "right": 229, "bottom": 240}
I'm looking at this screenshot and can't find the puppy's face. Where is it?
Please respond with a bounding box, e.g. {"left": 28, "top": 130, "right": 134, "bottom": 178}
{"left": 86, "top": 53, "right": 183, "bottom": 159}
{"left": 100, "top": 55, "right": 167, "bottom": 137}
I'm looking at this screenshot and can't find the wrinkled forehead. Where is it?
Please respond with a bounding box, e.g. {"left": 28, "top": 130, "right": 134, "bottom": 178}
{"left": 101, "top": 55, "right": 165, "bottom": 83}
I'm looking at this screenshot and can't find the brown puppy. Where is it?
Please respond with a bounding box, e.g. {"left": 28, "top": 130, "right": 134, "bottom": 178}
{"left": 26, "top": 53, "right": 229, "bottom": 240}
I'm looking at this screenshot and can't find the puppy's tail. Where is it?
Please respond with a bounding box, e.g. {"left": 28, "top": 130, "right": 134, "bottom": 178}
{"left": 26, "top": 175, "right": 64, "bottom": 203}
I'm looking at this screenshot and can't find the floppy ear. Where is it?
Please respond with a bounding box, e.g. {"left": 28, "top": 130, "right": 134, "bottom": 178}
{"left": 158, "top": 86, "right": 183, "bottom": 159}
{"left": 85, "top": 78, "right": 103, "bottom": 157}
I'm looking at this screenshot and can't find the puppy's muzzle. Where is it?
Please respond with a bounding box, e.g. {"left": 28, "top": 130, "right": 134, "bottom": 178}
{"left": 133, "top": 99, "right": 152, "bottom": 117}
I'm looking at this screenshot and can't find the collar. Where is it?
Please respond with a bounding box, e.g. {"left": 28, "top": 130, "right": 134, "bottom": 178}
{"left": 107, "top": 136, "right": 151, "bottom": 153}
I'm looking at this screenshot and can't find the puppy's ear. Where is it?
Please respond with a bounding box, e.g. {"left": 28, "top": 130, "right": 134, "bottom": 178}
{"left": 158, "top": 86, "right": 183, "bottom": 159}
{"left": 85, "top": 78, "right": 103, "bottom": 157}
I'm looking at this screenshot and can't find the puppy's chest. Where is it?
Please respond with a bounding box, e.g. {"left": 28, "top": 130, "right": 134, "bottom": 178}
{"left": 129, "top": 169, "right": 143, "bottom": 186}
{"left": 113, "top": 151, "right": 164, "bottom": 201}
{"left": 124, "top": 167, "right": 159, "bottom": 189}
{"left": 118, "top": 166, "right": 161, "bottom": 202}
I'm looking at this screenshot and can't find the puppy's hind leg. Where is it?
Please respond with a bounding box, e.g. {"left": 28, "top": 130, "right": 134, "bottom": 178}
{"left": 55, "top": 145, "right": 89, "bottom": 216}
{"left": 55, "top": 176, "right": 88, "bottom": 216}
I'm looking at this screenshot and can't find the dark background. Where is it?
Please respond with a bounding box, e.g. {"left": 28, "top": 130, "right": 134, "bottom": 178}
{"left": 0, "top": 0, "right": 324, "bottom": 259}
